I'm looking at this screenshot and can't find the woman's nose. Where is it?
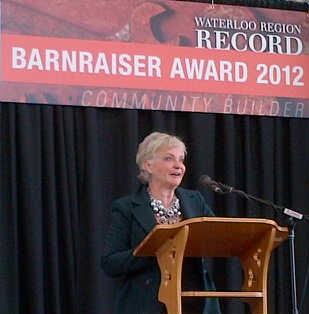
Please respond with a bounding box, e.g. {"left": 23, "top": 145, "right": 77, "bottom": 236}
{"left": 174, "top": 161, "right": 184, "bottom": 169}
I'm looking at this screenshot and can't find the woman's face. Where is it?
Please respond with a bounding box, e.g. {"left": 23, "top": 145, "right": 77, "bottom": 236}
{"left": 145, "top": 145, "right": 186, "bottom": 189}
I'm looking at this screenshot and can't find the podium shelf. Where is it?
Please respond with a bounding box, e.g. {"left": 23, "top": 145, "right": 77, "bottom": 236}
{"left": 181, "top": 291, "right": 263, "bottom": 298}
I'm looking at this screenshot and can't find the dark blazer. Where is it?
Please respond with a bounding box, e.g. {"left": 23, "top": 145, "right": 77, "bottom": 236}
{"left": 102, "top": 185, "right": 221, "bottom": 314}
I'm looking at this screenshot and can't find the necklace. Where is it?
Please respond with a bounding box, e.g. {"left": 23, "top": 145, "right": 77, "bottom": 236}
{"left": 148, "top": 188, "right": 182, "bottom": 224}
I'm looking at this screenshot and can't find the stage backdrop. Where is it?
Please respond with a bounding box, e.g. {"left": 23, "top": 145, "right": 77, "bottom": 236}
{"left": 0, "top": 0, "right": 309, "bottom": 118}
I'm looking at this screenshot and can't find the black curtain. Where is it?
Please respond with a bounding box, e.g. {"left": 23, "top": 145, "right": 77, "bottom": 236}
{"left": 1, "top": 1, "right": 309, "bottom": 314}
{"left": 1, "top": 102, "right": 309, "bottom": 314}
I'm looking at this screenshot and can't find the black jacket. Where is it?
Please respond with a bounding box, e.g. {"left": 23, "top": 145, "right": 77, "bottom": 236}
{"left": 102, "top": 185, "right": 221, "bottom": 314}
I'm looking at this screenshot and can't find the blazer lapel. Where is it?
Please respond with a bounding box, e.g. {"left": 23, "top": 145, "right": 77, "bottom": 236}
{"left": 176, "top": 187, "right": 197, "bottom": 219}
{"left": 131, "top": 185, "right": 157, "bottom": 235}
{"left": 131, "top": 186, "right": 198, "bottom": 234}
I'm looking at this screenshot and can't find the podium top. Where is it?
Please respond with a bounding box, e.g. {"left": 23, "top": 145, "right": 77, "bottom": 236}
{"left": 134, "top": 217, "right": 289, "bottom": 257}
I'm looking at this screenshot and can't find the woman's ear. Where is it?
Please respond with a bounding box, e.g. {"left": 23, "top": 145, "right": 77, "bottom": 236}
{"left": 144, "top": 160, "right": 152, "bottom": 174}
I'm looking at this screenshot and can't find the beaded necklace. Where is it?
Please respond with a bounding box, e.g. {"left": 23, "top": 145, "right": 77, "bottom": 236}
{"left": 148, "top": 189, "right": 182, "bottom": 224}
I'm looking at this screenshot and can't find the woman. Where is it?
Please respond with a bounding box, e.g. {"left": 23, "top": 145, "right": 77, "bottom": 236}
{"left": 102, "top": 132, "right": 221, "bottom": 314}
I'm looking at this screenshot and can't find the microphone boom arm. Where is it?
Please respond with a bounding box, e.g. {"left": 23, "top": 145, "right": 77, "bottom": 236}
{"left": 215, "top": 181, "right": 309, "bottom": 222}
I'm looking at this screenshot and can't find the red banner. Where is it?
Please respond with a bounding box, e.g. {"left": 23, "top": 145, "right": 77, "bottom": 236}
{"left": 0, "top": 0, "right": 308, "bottom": 118}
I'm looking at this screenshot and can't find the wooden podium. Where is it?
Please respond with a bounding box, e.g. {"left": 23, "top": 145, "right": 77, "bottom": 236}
{"left": 134, "top": 217, "right": 289, "bottom": 314}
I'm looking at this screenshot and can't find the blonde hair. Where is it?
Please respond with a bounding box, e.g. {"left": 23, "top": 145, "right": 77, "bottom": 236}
{"left": 136, "top": 132, "right": 186, "bottom": 183}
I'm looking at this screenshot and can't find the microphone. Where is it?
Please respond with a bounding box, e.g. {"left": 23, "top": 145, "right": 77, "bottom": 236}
{"left": 199, "top": 175, "right": 234, "bottom": 194}
{"left": 199, "top": 174, "right": 309, "bottom": 222}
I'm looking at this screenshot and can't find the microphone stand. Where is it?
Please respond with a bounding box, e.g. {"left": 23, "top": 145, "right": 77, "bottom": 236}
{"left": 300, "top": 251, "right": 309, "bottom": 314}
{"left": 208, "top": 180, "right": 309, "bottom": 314}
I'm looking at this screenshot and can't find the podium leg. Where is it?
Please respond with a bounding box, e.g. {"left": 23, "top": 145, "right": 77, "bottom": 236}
{"left": 156, "top": 225, "right": 189, "bottom": 314}
{"left": 240, "top": 227, "right": 276, "bottom": 314}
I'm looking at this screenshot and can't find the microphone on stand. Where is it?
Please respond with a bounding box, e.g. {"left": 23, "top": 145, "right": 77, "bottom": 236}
{"left": 199, "top": 174, "right": 309, "bottom": 222}
{"left": 199, "top": 175, "right": 234, "bottom": 194}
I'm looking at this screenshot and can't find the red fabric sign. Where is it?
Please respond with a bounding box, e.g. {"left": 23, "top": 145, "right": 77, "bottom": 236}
{"left": 0, "top": 0, "right": 308, "bottom": 118}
